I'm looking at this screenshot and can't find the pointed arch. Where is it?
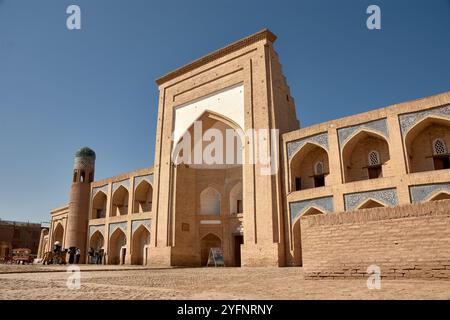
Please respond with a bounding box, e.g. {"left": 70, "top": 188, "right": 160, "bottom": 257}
{"left": 131, "top": 224, "right": 150, "bottom": 265}
{"left": 108, "top": 227, "right": 126, "bottom": 265}
{"left": 89, "top": 230, "right": 104, "bottom": 252}
{"left": 172, "top": 110, "right": 244, "bottom": 168}
{"left": 292, "top": 206, "right": 325, "bottom": 226}
{"left": 404, "top": 116, "right": 450, "bottom": 173}
{"left": 291, "top": 207, "right": 324, "bottom": 267}
{"left": 53, "top": 222, "right": 64, "bottom": 247}
{"left": 427, "top": 191, "right": 450, "bottom": 202}
{"left": 200, "top": 187, "right": 221, "bottom": 215}
{"left": 229, "top": 181, "right": 243, "bottom": 215}
{"left": 302, "top": 206, "right": 326, "bottom": 217}
{"left": 92, "top": 191, "right": 107, "bottom": 219}
{"left": 111, "top": 185, "right": 129, "bottom": 216}
{"left": 200, "top": 233, "right": 222, "bottom": 266}
{"left": 342, "top": 129, "right": 390, "bottom": 183}
{"left": 290, "top": 142, "right": 329, "bottom": 191}
{"left": 357, "top": 198, "right": 386, "bottom": 210}
{"left": 133, "top": 180, "right": 153, "bottom": 213}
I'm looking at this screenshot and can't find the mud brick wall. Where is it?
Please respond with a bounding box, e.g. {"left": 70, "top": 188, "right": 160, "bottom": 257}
{"left": 300, "top": 200, "right": 450, "bottom": 279}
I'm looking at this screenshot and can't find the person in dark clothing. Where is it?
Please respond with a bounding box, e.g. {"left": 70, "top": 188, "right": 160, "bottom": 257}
{"left": 68, "top": 247, "right": 75, "bottom": 264}
{"left": 88, "top": 247, "right": 94, "bottom": 264}
{"left": 97, "top": 249, "right": 104, "bottom": 265}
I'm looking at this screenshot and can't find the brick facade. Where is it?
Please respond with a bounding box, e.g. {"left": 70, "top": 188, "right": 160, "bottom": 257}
{"left": 301, "top": 200, "right": 450, "bottom": 279}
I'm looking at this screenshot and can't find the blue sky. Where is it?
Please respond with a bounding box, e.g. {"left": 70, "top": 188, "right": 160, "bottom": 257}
{"left": 0, "top": 0, "right": 449, "bottom": 223}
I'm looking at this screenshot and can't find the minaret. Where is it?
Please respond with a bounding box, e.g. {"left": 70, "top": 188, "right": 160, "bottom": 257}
{"left": 65, "top": 147, "right": 96, "bottom": 263}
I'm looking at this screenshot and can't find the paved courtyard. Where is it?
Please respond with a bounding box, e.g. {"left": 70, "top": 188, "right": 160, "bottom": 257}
{"left": 0, "top": 265, "right": 449, "bottom": 300}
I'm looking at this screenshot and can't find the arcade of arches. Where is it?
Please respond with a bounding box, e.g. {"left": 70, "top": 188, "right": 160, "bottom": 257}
{"left": 39, "top": 29, "right": 450, "bottom": 270}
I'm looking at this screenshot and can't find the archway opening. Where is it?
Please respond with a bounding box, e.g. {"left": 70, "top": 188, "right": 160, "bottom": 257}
{"left": 131, "top": 225, "right": 150, "bottom": 265}
{"left": 200, "top": 233, "right": 222, "bottom": 266}
{"left": 292, "top": 208, "right": 324, "bottom": 266}
{"left": 429, "top": 192, "right": 450, "bottom": 201}
{"left": 172, "top": 111, "right": 243, "bottom": 266}
{"left": 112, "top": 186, "right": 129, "bottom": 216}
{"left": 53, "top": 223, "right": 64, "bottom": 247}
{"left": 405, "top": 117, "right": 450, "bottom": 173}
{"left": 109, "top": 228, "right": 126, "bottom": 265}
{"left": 92, "top": 191, "right": 107, "bottom": 219}
{"left": 342, "top": 131, "right": 390, "bottom": 183}
{"left": 133, "top": 181, "right": 153, "bottom": 213}
{"left": 89, "top": 231, "right": 104, "bottom": 252}
{"left": 290, "top": 143, "right": 329, "bottom": 191}
{"left": 358, "top": 199, "right": 385, "bottom": 210}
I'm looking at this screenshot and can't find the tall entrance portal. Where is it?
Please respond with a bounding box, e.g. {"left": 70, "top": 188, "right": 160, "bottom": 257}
{"left": 148, "top": 29, "right": 299, "bottom": 267}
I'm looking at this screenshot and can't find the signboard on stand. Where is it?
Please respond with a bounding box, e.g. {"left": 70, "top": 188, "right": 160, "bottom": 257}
{"left": 207, "top": 247, "right": 225, "bottom": 267}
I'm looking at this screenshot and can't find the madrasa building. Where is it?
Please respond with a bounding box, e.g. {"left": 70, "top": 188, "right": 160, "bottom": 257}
{"left": 38, "top": 29, "right": 450, "bottom": 278}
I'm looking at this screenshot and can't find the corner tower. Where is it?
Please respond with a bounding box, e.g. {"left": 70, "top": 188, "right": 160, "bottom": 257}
{"left": 65, "top": 147, "right": 96, "bottom": 262}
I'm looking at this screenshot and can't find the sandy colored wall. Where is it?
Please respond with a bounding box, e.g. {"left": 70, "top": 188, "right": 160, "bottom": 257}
{"left": 300, "top": 200, "right": 450, "bottom": 279}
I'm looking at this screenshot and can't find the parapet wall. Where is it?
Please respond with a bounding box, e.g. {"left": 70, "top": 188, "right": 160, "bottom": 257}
{"left": 300, "top": 200, "right": 450, "bottom": 279}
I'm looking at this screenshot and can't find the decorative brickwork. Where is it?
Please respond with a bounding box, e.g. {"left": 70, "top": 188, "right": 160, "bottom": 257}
{"left": 109, "top": 222, "right": 127, "bottom": 236}
{"left": 410, "top": 183, "right": 450, "bottom": 202}
{"left": 112, "top": 180, "right": 130, "bottom": 193}
{"left": 344, "top": 188, "right": 398, "bottom": 211}
{"left": 399, "top": 104, "right": 450, "bottom": 136}
{"left": 131, "top": 219, "right": 151, "bottom": 235}
{"left": 289, "top": 196, "right": 333, "bottom": 223}
{"left": 89, "top": 224, "right": 105, "bottom": 238}
{"left": 287, "top": 132, "right": 329, "bottom": 159}
{"left": 134, "top": 174, "right": 153, "bottom": 190}
{"left": 338, "top": 118, "right": 389, "bottom": 149}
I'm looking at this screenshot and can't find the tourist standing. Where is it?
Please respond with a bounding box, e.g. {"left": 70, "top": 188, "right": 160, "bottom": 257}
{"left": 75, "top": 248, "right": 81, "bottom": 264}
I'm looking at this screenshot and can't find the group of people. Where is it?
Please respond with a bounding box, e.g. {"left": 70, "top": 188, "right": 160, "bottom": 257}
{"left": 88, "top": 247, "right": 104, "bottom": 264}
{"left": 67, "top": 246, "right": 81, "bottom": 264}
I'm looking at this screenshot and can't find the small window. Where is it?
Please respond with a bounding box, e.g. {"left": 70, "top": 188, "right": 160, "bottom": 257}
{"left": 433, "top": 139, "right": 447, "bottom": 155}
{"left": 73, "top": 171, "right": 77, "bottom": 183}
{"left": 80, "top": 171, "right": 86, "bottom": 183}
{"left": 314, "top": 162, "right": 324, "bottom": 175}
{"left": 368, "top": 151, "right": 380, "bottom": 167}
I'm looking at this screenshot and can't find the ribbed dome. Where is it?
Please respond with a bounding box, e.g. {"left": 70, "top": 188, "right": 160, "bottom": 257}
{"left": 75, "top": 147, "right": 96, "bottom": 159}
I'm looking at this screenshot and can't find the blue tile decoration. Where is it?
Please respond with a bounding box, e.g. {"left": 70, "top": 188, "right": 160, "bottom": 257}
{"left": 89, "top": 224, "right": 105, "bottom": 238}
{"left": 112, "top": 179, "right": 130, "bottom": 193}
{"left": 131, "top": 219, "right": 151, "bottom": 235}
{"left": 134, "top": 174, "right": 154, "bottom": 190}
{"left": 338, "top": 118, "right": 389, "bottom": 148}
{"left": 399, "top": 104, "right": 450, "bottom": 137}
{"left": 92, "top": 184, "right": 108, "bottom": 199}
{"left": 344, "top": 188, "right": 398, "bottom": 211}
{"left": 409, "top": 183, "right": 450, "bottom": 203}
{"left": 290, "top": 196, "right": 334, "bottom": 223}
{"left": 109, "top": 222, "right": 127, "bottom": 236}
{"left": 287, "top": 132, "right": 329, "bottom": 159}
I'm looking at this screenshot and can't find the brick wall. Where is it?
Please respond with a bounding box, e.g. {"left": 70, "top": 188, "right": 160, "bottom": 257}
{"left": 300, "top": 200, "right": 450, "bottom": 279}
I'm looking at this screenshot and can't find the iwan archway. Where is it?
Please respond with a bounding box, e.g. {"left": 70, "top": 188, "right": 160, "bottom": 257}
{"left": 171, "top": 109, "right": 244, "bottom": 267}
{"left": 148, "top": 30, "right": 299, "bottom": 268}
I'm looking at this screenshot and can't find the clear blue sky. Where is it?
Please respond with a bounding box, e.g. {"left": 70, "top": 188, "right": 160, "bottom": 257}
{"left": 1, "top": 0, "right": 449, "bottom": 223}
